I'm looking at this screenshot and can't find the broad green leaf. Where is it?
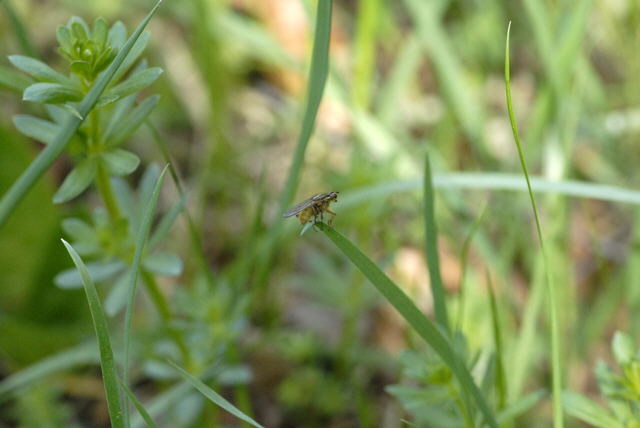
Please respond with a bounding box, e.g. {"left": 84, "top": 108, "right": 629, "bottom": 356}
{"left": 317, "top": 223, "right": 498, "bottom": 428}
{"left": 53, "top": 158, "right": 98, "bottom": 203}
{"left": 98, "top": 67, "right": 162, "bottom": 107}
{"left": 168, "top": 361, "right": 264, "bottom": 428}
{"left": 54, "top": 260, "right": 125, "bottom": 289}
{"left": 106, "top": 95, "right": 160, "bottom": 147}
{"left": 61, "top": 240, "right": 124, "bottom": 428}
{"left": 0, "top": 64, "right": 34, "bottom": 92}
{"left": 23, "top": 82, "right": 83, "bottom": 104}
{"left": 44, "top": 105, "right": 71, "bottom": 124}
{"left": 101, "top": 148, "right": 140, "bottom": 176}
{"left": 562, "top": 391, "right": 623, "bottom": 428}
{"left": 12, "top": 115, "right": 59, "bottom": 145}
{"left": 9, "top": 55, "right": 73, "bottom": 85}
{"left": 143, "top": 252, "right": 183, "bottom": 276}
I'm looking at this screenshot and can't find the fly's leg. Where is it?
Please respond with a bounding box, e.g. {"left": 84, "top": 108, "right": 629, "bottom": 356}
{"left": 326, "top": 208, "right": 337, "bottom": 226}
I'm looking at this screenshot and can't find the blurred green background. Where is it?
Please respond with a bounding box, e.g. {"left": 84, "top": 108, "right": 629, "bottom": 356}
{"left": 1, "top": 0, "right": 640, "bottom": 426}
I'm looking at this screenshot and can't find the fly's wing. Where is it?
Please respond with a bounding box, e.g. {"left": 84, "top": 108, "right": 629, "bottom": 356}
{"left": 283, "top": 197, "right": 315, "bottom": 217}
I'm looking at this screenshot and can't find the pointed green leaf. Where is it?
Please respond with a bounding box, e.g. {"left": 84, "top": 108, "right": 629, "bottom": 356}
{"left": 56, "top": 25, "right": 74, "bottom": 55}
{"left": 317, "top": 223, "right": 498, "bottom": 428}
{"left": 0, "top": 64, "right": 34, "bottom": 92}
{"left": 60, "top": 240, "right": 124, "bottom": 428}
{"left": 143, "top": 252, "right": 183, "bottom": 276}
{"left": 53, "top": 158, "right": 97, "bottom": 203}
{"left": 168, "top": 361, "right": 264, "bottom": 428}
{"left": 13, "top": 115, "right": 59, "bottom": 145}
{"left": 108, "top": 21, "right": 127, "bottom": 49}
{"left": 92, "top": 17, "right": 109, "bottom": 46}
{"left": 54, "top": 260, "right": 125, "bottom": 289}
{"left": 110, "top": 32, "right": 151, "bottom": 84}
{"left": 9, "top": 55, "right": 73, "bottom": 85}
{"left": 101, "top": 148, "right": 140, "bottom": 176}
{"left": 562, "top": 391, "right": 623, "bottom": 428}
{"left": 23, "top": 82, "right": 83, "bottom": 104}
{"left": 106, "top": 95, "right": 160, "bottom": 146}
{"left": 98, "top": 67, "right": 162, "bottom": 107}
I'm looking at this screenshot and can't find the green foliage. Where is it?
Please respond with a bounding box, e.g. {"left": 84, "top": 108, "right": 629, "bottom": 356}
{"left": 564, "top": 331, "right": 640, "bottom": 427}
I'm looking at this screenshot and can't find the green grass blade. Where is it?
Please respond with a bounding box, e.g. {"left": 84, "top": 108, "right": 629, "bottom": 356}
{"left": 0, "top": 342, "right": 97, "bottom": 400}
{"left": 423, "top": 153, "right": 449, "bottom": 333}
{"left": 117, "top": 377, "right": 159, "bottom": 428}
{"left": 505, "top": 23, "right": 563, "bottom": 427}
{"left": 316, "top": 222, "right": 498, "bottom": 428}
{"left": 167, "top": 361, "right": 264, "bottom": 428}
{"left": 486, "top": 274, "right": 506, "bottom": 411}
{"left": 339, "top": 174, "right": 640, "bottom": 209}
{"left": 277, "top": 0, "right": 332, "bottom": 214}
{"left": 253, "top": 0, "right": 333, "bottom": 296}
{"left": 0, "top": 0, "right": 163, "bottom": 228}
{"left": 61, "top": 240, "right": 124, "bottom": 428}
{"left": 122, "top": 165, "right": 169, "bottom": 406}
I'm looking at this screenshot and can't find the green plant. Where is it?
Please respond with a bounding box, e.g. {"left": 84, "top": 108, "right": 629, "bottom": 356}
{"left": 564, "top": 331, "right": 640, "bottom": 428}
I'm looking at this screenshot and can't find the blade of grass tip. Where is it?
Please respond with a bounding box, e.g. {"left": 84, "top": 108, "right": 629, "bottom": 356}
{"left": 316, "top": 222, "right": 498, "bottom": 428}
{"left": 122, "top": 165, "right": 168, "bottom": 412}
{"left": 486, "top": 273, "right": 507, "bottom": 411}
{"left": 505, "top": 22, "right": 563, "bottom": 427}
{"left": 253, "top": 0, "right": 333, "bottom": 291}
{"left": 0, "top": 0, "right": 163, "bottom": 228}
{"left": 117, "top": 377, "right": 159, "bottom": 428}
{"left": 61, "top": 240, "right": 124, "bottom": 428}
{"left": 167, "top": 360, "right": 264, "bottom": 428}
{"left": 423, "top": 152, "right": 450, "bottom": 333}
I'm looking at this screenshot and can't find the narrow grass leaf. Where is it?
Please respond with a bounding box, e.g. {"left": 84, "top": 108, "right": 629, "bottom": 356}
{"left": 0, "top": 342, "right": 97, "bottom": 400}
{"left": 486, "top": 274, "right": 506, "bottom": 410}
{"left": 423, "top": 153, "right": 449, "bottom": 333}
{"left": 505, "top": 23, "right": 563, "bottom": 427}
{"left": 0, "top": 0, "right": 164, "bottom": 228}
{"left": 61, "top": 240, "right": 124, "bottom": 428}
{"left": 117, "top": 377, "right": 159, "bottom": 428}
{"left": 317, "top": 223, "right": 498, "bottom": 428}
{"left": 253, "top": 0, "right": 333, "bottom": 293}
{"left": 167, "top": 360, "right": 264, "bottom": 428}
{"left": 122, "top": 166, "right": 168, "bottom": 404}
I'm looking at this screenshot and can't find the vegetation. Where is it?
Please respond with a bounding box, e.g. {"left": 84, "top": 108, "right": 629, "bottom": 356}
{"left": 1, "top": 0, "right": 639, "bottom": 426}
